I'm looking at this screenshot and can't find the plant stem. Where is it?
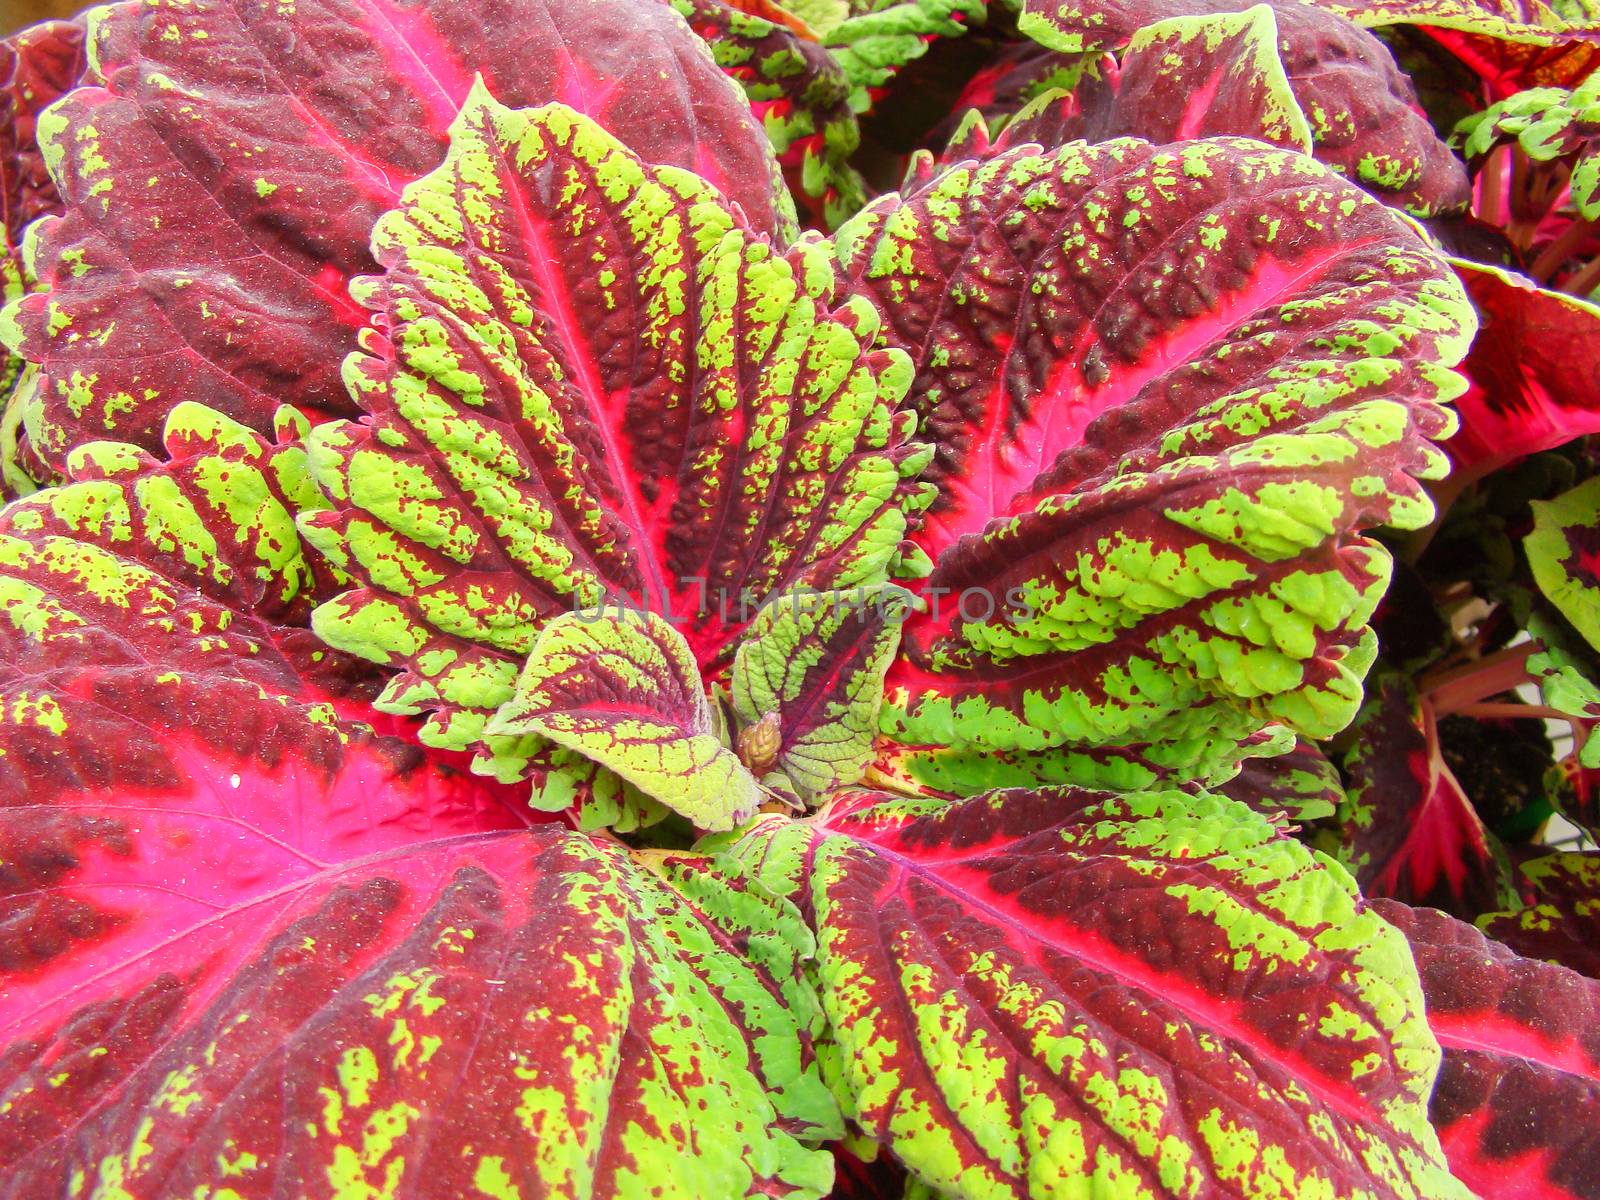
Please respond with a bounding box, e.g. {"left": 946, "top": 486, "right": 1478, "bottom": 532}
{"left": 1421, "top": 642, "right": 1536, "bottom": 713}
{"left": 1531, "top": 216, "right": 1600, "bottom": 283}
{"left": 1566, "top": 249, "right": 1600, "bottom": 298}
{"left": 1446, "top": 701, "right": 1573, "bottom": 721}
{"left": 1479, "top": 144, "right": 1509, "bottom": 228}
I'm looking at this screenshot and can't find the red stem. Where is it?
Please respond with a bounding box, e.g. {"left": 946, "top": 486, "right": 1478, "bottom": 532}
{"left": 1565, "top": 250, "right": 1600, "bottom": 298}
{"left": 1531, "top": 216, "right": 1600, "bottom": 284}
{"left": 1478, "top": 145, "right": 1509, "bottom": 229}
{"left": 1446, "top": 701, "right": 1573, "bottom": 721}
{"left": 1420, "top": 642, "right": 1536, "bottom": 714}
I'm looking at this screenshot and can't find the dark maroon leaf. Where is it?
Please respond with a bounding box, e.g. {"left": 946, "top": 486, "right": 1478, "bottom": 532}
{"left": 1015, "top": 0, "right": 1470, "bottom": 214}
{"left": 1319, "top": 673, "right": 1515, "bottom": 916}
{"left": 1480, "top": 851, "right": 1600, "bottom": 978}
{"left": 1375, "top": 899, "right": 1600, "bottom": 1200}
{"left": 0, "top": 0, "right": 789, "bottom": 477}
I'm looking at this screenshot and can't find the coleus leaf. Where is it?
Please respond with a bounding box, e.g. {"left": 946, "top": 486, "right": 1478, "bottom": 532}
{"left": 301, "top": 91, "right": 923, "bottom": 782}
{"left": 1445, "top": 261, "right": 1600, "bottom": 472}
{"left": 834, "top": 134, "right": 1473, "bottom": 791}
{"left": 488, "top": 609, "right": 763, "bottom": 832}
{"left": 672, "top": 0, "right": 872, "bottom": 227}
{"left": 1546, "top": 749, "right": 1600, "bottom": 839}
{"left": 0, "top": 16, "right": 85, "bottom": 246}
{"left": 1069, "top": 6, "right": 1315, "bottom": 154}
{"left": 1250, "top": 0, "right": 1600, "bottom": 42}
{"left": 1479, "top": 851, "right": 1600, "bottom": 977}
{"left": 928, "top": 6, "right": 1314, "bottom": 170}
{"left": 0, "top": 17, "right": 86, "bottom": 496}
{"left": 1416, "top": 25, "right": 1600, "bottom": 100}
{"left": 1214, "top": 735, "right": 1344, "bottom": 822}
{"left": 1318, "top": 672, "right": 1515, "bottom": 916}
{"left": 1528, "top": 472, "right": 1600, "bottom": 652}
{"left": 1015, "top": 0, "right": 1470, "bottom": 214}
{"left": 0, "top": 407, "right": 842, "bottom": 1194}
{"left": 824, "top": 0, "right": 986, "bottom": 102}
{"left": 1374, "top": 899, "right": 1600, "bottom": 1200}
{"left": 731, "top": 585, "right": 912, "bottom": 799}
{"left": 0, "top": 0, "right": 791, "bottom": 479}
{"left": 738, "top": 786, "right": 1470, "bottom": 1199}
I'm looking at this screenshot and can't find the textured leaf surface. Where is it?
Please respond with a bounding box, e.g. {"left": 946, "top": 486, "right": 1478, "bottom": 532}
{"left": 1090, "top": 7, "right": 1314, "bottom": 153}
{"left": 788, "top": 786, "right": 1468, "bottom": 1199}
{"left": 0, "top": 17, "right": 84, "bottom": 246}
{"left": 1479, "top": 851, "right": 1600, "bottom": 978}
{"left": 1016, "top": 0, "right": 1470, "bottom": 213}
{"left": 674, "top": 0, "right": 870, "bottom": 226}
{"left": 0, "top": 17, "right": 86, "bottom": 493}
{"left": 825, "top": 0, "right": 985, "bottom": 100}
{"left": 1375, "top": 900, "right": 1600, "bottom": 1200}
{"left": 1529, "top": 474, "right": 1600, "bottom": 653}
{"left": 489, "top": 609, "right": 762, "bottom": 831}
{"left": 1055, "top": 0, "right": 1600, "bottom": 41}
{"left": 1446, "top": 262, "right": 1600, "bottom": 470}
{"left": 835, "top": 135, "right": 1472, "bottom": 789}
{"left": 0, "top": 0, "right": 789, "bottom": 477}
{"left": 1320, "top": 673, "right": 1512, "bottom": 916}
{"left": 732, "top": 586, "right": 910, "bottom": 798}
{"left": 0, "top": 410, "right": 838, "bottom": 1195}
{"left": 1214, "top": 736, "right": 1343, "bottom": 822}
{"left": 941, "top": 7, "right": 1313, "bottom": 173}
{"left": 304, "top": 94, "right": 920, "bottom": 778}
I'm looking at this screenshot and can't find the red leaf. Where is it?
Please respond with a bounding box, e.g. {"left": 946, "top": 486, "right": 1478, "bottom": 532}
{"left": 2, "top": 0, "right": 788, "bottom": 476}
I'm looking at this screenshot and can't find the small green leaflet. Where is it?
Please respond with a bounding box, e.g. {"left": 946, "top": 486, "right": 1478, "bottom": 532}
{"left": 488, "top": 609, "right": 762, "bottom": 832}
{"left": 731, "top": 585, "right": 912, "bottom": 799}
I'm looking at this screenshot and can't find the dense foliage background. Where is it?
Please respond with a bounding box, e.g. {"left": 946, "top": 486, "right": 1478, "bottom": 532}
{"left": 1, "top": 0, "right": 1599, "bottom": 1196}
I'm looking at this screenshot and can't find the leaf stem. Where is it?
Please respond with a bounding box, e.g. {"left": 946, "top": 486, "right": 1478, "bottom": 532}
{"left": 1420, "top": 642, "right": 1536, "bottom": 713}
{"left": 1531, "top": 216, "right": 1600, "bottom": 283}
{"left": 1445, "top": 701, "right": 1572, "bottom": 721}
{"left": 1479, "top": 144, "right": 1509, "bottom": 229}
{"left": 1565, "top": 249, "right": 1600, "bottom": 298}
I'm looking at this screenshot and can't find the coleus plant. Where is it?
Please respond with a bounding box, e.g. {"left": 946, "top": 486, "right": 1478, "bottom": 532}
{"left": 1, "top": 0, "right": 1599, "bottom": 1198}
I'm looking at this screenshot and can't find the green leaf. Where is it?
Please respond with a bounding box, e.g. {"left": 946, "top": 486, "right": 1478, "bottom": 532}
{"left": 488, "top": 609, "right": 762, "bottom": 832}
{"left": 731, "top": 585, "right": 912, "bottom": 799}
{"left": 299, "top": 88, "right": 923, "bottom": 788}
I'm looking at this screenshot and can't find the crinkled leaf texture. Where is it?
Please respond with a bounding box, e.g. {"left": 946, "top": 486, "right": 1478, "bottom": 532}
{"left": 301, "top": 93, "right": 922, "bottom": 786}
{"left": 0, "top": 409, "right": 841, "bottom": 1197}
{"left": 0, "top": 16, "right": 86, "bottom": 494}
{"left": 0, "top": 0, "right": 790, "bottom": 479}
{"left": 723, "top": 787, "right": 1470, "bottom": 1200}
{"left": 672, "top": 0, "right": 870, "bottom": 227}
{"left": 1376, "top": 900, "right": 1600, "bottom": 1200}
{"left": 1013, "top": 0, "right": 1470, "bottom": 214}
{"left": 835, "top": 134, "right": 1473, "bottom": 794}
